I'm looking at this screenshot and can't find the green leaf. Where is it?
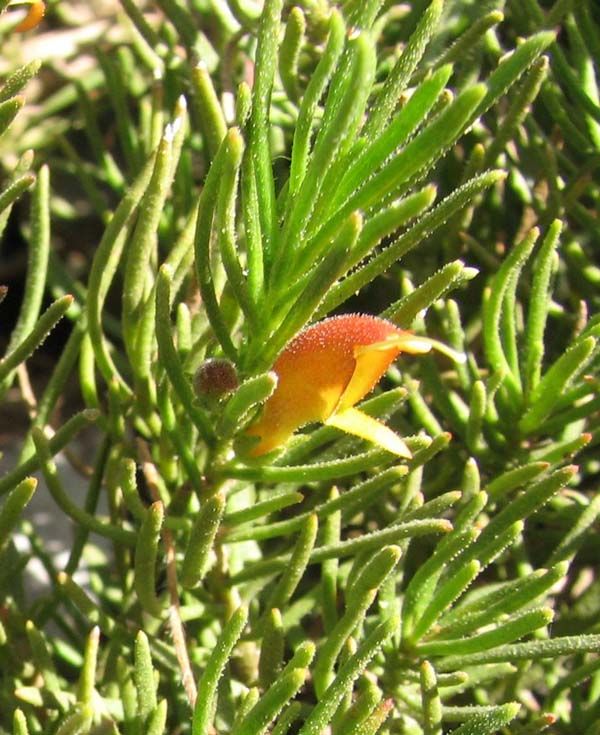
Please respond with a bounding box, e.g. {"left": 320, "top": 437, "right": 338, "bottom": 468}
{"left": 420, "top": 661, "right": 442, "bottom": 735}
{"left": 134, "top": 501, "right": 165, "bottom": 617}
{"left": 318, "top": 170, "right": 505, "bottom": 315}
{"left": 313, "top": 546, "right": 401, "bottom": 696}
{"left": 332, "top": 64, "right": 453, "bottom": 210}
{"left": 445, "top": 703, "right": 520, "bottom": 734}
{"left": 0, "top": 477, "right": 36, "bottom": 551}
{"left": 297, "top": 616, "right": 399, "bottom": 735}
{"left": 437, "top": 634, "right": 600, "bottom": 671}
{"left": 417, "top": 607, "right": 553, "bottom": 657}
{"left": 520, "top": 337, "right": 597, "bottom": 434}
{"left": 181, "top": 491, "right": 225, "bottom": 588}
{"left": 231, "top": 668, "right": 307, "bottom": 735}
{"left": 192, "top": 606, "right": 248, "bottom": 735}
{"left": 364, "top": 0, "right": 444, "bottom": 137}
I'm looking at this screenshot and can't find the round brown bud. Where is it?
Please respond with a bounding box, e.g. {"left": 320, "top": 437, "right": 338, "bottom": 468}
{"left": 194, "top": 358, "right": 239, "bottom": 399}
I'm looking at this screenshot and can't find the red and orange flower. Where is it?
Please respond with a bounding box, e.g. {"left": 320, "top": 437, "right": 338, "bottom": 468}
{"left": 246, "top": 314, "right": 460, "bottom": 457}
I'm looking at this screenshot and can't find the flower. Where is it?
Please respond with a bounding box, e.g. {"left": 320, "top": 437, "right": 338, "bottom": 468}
{"left": 246, "top": 314, "right": 457, "bottom": 457}
{"left": 13, "top": 1, "right": 46, "bottom": 32}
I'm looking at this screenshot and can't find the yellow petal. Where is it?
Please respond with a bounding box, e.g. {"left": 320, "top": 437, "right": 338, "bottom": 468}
{"left": 338, "top": 342, "right": 400, "bottom": 412}
{"left": 355, "top": 335, "right": 466, "bottom": 363}
{"left": 325, "top": 408, "right": 412, "bottom": 458}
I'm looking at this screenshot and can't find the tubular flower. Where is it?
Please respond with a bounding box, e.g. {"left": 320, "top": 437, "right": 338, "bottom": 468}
{"left": 246, "top": 314, "right": 460, "bottom": 458}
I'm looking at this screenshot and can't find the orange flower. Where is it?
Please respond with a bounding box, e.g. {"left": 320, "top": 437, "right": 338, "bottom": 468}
{"left": 246, "top": 314, "right": 456, "bottom": 457}
{"left": 13, "top": 1, "right": 46, "bottom": 32}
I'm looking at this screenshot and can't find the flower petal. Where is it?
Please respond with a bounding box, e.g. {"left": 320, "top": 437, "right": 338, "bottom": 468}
{"left": 14, "top": 1, "right": 45, "bottom": 31}
{"left": 325, "top": 407, "right": 412, "bottom": 458}
{"left": 337, "top": 341, "right": 401, "bottom": 412}
{"left": 358, "top": 334, "right": 466, "bottom": 363}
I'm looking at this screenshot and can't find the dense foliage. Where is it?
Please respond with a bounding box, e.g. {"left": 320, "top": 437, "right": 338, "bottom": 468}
{"left": 0, "top": 0, "right": 599, "bottom": 733}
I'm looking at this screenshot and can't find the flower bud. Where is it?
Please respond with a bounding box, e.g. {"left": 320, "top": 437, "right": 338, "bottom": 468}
{"left": 194, "top": 358, "right": 239, "bottom": 400}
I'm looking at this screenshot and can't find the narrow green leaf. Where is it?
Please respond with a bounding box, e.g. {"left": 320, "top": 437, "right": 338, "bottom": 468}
{"left": 418, "top": 607, "right": 553, "bottom": 657}
{"left": 466, "top": 381, "right": 487, "bottom": 454}
{"left": 225, "top": 466, "right": 406, "bottom": 543}
{"left": 485, "top": 461, "right": 550, "bottom": 501}
{"left": 474, "top": 30, "right": 556, "bottom": 121}
{"left": 520, "top": 337, "right": 597, "bottom": 434}
{"left": 229, "top": 519, "right": 450, "bottom": 583}
{"left": 191, "top": 62, "right": 227, "bottom": 161}
{"left": 420, "top": 661, "right": 442, "bottom": 735}
{"left": 271, "top": 702, "right": 302, "bottom": 735}
{"left": 350, "top": 186, "right": 438, "bottom": 277}
{"left": 453, "top": 469, "right": 577, "bottom": 570}
{"left": 193, "top": 140, "right": 238, "bottom": 360}
{"left": 181, "top": 492, "right": 225, "bottom": 588}
{"left": 319, "top": 170, "right": 505, "bottom": 315}
{"left": 485, "top": 55, "right": 549, "bottom": 165}
{"left": 221, "top": 449, "right": 397, "bottom": 482}
{"left": 192, "top": 606, "right": 248, "bottom": 735}
{"left": 123, "top": 126, "right": 174, "bottom": 371}
{"left": 383, "top": 260, "right": 476, "bottom": 326}
{"left": 523, "top": 219, "right": 562, "bottom": 395}
{"left": 0, "top": 477, "right": 36, "bottom": 551}
{"left": 313, "top": 546, "right": 401, "bottom": 696}
{"left": 232, "top": 669, "right": 307, "bottom": 735}
{"left": 155, "top": 265, "right": 215, "bottom": 443}
{"left": 287, "top": 10, "right": 345, "bottom": 201}
{"left": 411, "top": 560, "right": 481, "bottom": 642}
{"left": 402, "top": 529, "right": 478, "bottom": 642}
{"left": 77, "top": 627, "right": 100, "bottom": 713}
{"left": 429, "top": 11, "right": 504, "bottom": 74}
{"left": 134, "top": 501, "right": 165, "bottom": 617}
{"left": 275, "top": 34, "right": 375, "bottom": 281}
{"left": 13, "top": 710, "right": 30, "bottom": 735}
{"left": 0, "top": 95, "right": 25, "bottom": 136}
{"left": 321, "top": 486, "right": 341, "bottom": 634}
{"left": 437, "top": 634, "right": 600, "bottom": 671}
{"left": 444, "top": 703, "right": 520, "bottom": 734}
{"left": 266, "top": 514, "right": 318, "bottom": 611}
{"left": 549, "top": 656, "right": 600, "bottom": 705}
{"left": 333, "top": 64, "right": 453, "bottom": 209}
{"left": 259, "top": 609, "right": 284, "bottom": 688}
{"left": 364, "top": 0, "right": 444, "bottom": 137}
{"left": 279, "top": 7, "right": 305, "bottom": 102}
{"left": 0, "top": 295, "right": 74, "bottom": 384}
{"left": 438, "top": 563, "right": 568, "bottom": 639}
{"left": 147, "top": 700, "right": 168, "bottom": 735}
{"left": 134, "top": 631, "right": 158, "bottom": 720}
{"left": 330, "top": 85, "right": 486, "bottom": 221}
{"left": 297, "top": 616, "right": 399, "bottom": 735}
{"left": 0, "top": 165, "right": 50, "bottom": 396}
{"left": 87, "top": 151, "right": 157, "bottom": 397}
{"left": 216, "top": 129, "right": 258, "bottom": 324}
{"left": 224, "top": 491, "right": 303, "bottom": 526}
{"left": 248, "top": 0, "right": 282, "bottom": 264}
{"left": 0, "top": 60, "right": 40, "bottom": 103}
{"left": 483, "top": 228, "right": 538, "bottom": 402}
{"left": 547, "top": 495, "right": 600, "bottom": 565}
{"left": 0, "top": 173, "right": 36, "bottom": 217}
